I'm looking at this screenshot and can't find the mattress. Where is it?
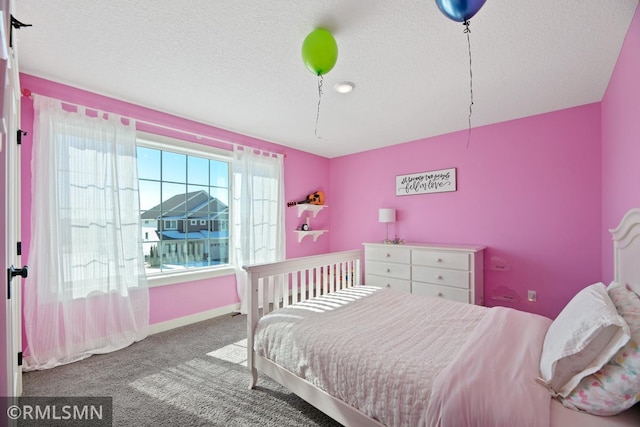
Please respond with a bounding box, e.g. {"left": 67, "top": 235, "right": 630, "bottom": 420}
{"left": 254, "top": 286, "right": 640, "bottom": 426}
{"left": 254, "top": 286, "right": 488, "bottom": 426}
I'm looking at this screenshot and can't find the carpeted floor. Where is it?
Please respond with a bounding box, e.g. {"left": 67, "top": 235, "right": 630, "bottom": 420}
{"left": 22, "top": 313, "right": 342, "bottom": 426}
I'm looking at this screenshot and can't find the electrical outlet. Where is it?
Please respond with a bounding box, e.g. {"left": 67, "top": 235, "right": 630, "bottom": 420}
{"left": 527, "top": 290, "right": 537, "bottom": 302}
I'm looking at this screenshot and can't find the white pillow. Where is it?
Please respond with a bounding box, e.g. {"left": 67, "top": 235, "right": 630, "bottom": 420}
{"left": 538, "top": 282, "right": 630, "bottom": 397}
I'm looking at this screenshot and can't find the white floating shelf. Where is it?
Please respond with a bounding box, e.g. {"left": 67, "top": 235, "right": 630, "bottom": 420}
{"left": 294, "top": 230, "right": 328, "bottom": 243}
{"left": 296, "top": 204, "right": 327, "bottom": 218}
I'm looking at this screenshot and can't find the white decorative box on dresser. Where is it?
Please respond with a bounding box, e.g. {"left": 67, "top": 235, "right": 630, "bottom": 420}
{"left": 363, "top": 243, "right": 485, "bottom": 305}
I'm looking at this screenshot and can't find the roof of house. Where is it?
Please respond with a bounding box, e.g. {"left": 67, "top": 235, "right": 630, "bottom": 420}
{"left": 141, "top": 190, "right": 228, "bottom": 220}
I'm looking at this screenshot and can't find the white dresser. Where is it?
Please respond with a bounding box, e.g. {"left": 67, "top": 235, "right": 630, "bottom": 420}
{"left": 363, "top": 242, "right": 485, "bottom": 305}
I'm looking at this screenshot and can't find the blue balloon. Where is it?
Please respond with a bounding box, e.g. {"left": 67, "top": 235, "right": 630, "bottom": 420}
{"left": 435, "top": 0, "right": 487, "bottom": 22}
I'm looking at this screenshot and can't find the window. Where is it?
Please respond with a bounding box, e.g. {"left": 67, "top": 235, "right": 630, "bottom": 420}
{"left": 137, "top": 133, "right": 231, "bottom": 278}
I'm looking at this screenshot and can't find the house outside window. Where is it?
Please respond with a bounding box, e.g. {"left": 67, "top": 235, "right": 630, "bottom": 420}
{"left": 137, "top": 133, "right": 232, "bottom": 280}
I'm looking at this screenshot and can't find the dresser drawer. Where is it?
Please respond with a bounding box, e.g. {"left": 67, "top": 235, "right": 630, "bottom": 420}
{"left": 412, "top": 282, "right": 470, "bottom": 304}
{"left": 411, "top": 249, "right": 469, "bottom": 271}
{"left": 365, "top": 274, "right": 411, "bottom": 293}
{"left": 365, "top": 246, "right": 411, "bottom": 264}
{"left": 367, "top": 260, "right": 411, "bottom": 280}
{"left": 412, "top": 265, "right": 470, "bottom": 289}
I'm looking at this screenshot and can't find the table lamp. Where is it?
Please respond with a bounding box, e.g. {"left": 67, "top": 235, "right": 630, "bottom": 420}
{"left": 378, "top": 208, "right": 396, "bottom": 243}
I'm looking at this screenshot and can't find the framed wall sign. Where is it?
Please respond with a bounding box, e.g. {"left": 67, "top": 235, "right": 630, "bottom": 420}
{"left": 396, "top": 167, "right": 457, "bottom": 196}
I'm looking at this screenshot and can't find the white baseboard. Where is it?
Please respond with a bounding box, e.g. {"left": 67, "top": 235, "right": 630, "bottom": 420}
{"left": 148, "top": 303, "right": 241, "bottom": 335}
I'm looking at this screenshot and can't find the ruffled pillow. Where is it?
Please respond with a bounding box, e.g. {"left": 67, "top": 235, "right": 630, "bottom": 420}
{"left": 538, "top": 283, "right": 630, "bottom": 397}
{"left": 561, "top": 283, "right": 640, "bottom": 415}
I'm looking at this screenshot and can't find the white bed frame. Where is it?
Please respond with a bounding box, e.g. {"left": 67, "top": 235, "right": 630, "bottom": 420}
{"left": 245, "top": 208, "right": 640, "bottom": 427}
{"left": 610, "top": 208, "right": 640, "bottom": 295}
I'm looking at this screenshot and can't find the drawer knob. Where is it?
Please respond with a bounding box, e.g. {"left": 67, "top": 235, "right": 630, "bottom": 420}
{"left": 386, "top": 283, "right": 391, "bottom": 288}
{"left": 438, "top": 292, "right": 444, "bottom": 297}
{"left": 386, "top": 253, "right": 391, "bottom": 257}
{"left": 386, "top": 268, "right": 391, "bottom": 273}
{"left": 436, "top": 258, "right": 443, "bottom": 262}
{"left": 436, "top": 274, "right": 443, "bottom": 280}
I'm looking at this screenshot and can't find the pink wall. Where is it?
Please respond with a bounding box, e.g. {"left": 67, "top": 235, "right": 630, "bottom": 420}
{"left": 329, "top": 104, "right": 602, "bottom": 319}
{"left": 19, "top": 74, "right": 330, "bottom": 326}
{"left": 601, "top": 3, "right": 640, "bottom": 283}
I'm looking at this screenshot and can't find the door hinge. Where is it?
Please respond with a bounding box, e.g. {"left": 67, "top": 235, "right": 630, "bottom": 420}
{"left": 6, "top": 268, "right": 10, "bottom": 300}
{"left": 17, "top": 129, "right": 27, "bottom": 145}
{"left": 17, "top": 241, "right": 21, "bottom": 256}
{"left": 17, "top": 352, "right": 23, "bottom": 366}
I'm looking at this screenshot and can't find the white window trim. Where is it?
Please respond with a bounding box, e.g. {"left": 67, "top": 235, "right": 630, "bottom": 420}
{"left": 146, "top": 266, "right": 236, "bottom": 287}
{"left": 137, "top": 131, "right": 231, "bottom": 160}
{"left": 137, "top": 131, "right": 234, "bottom": 288}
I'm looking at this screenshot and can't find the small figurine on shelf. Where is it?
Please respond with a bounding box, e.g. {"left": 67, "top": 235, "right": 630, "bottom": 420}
{"left": 299, "top": 217, "right": 310, "bottom": 231}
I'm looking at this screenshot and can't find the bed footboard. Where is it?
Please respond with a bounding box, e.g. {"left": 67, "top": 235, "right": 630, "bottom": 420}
{"left": 244, "top": 249, "right": 363, "bottom": 389}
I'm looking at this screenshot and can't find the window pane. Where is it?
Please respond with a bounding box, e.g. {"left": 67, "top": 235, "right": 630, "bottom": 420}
{"left": 137, "top": 147, "right": 160, "bottom": 180}
{"left": 141, "top": 210, "right": 160, "bottom": 269}
{"left": 162, "top": 182, "right": 187, "bottom": 212}
{"left": 139, "top": 180, "right": 161, "bottom": 211}
{"left": 184, "top": 239, "right": 204, "bottom": 266}
{"left": 209, "top": 238, "right": 229, "bottom": 264}
{"left": 141, "top": 210, "right": 161, "bottom": 229}
{"left": 188, "top": 155, "right": 209, "bottom": 186}
{"left": 162, "top": 151, "right": 186, "bottom": 183}
{"left": 209, "top": 187, "right": 229, "bottom": 206}
{"left": 210, "top": 160, "right": 229, "bottom": 188}
{"left": 186, "top": 185, "right": 210, "bottom": 213}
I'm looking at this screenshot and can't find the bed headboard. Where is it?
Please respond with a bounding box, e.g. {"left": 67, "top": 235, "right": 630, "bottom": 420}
{"left": 610, "top": 208, "right": 640, "bottom": 295}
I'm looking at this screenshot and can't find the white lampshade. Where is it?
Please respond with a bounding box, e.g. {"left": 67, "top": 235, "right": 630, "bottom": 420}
{"left": 379, "top": 208, "right": 396, "bottom": 223}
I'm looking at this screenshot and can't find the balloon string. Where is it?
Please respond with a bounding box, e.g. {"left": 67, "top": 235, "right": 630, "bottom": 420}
{"left": 464, "top": 20, "right": 473, "bottom": 149}
{"left": 315, "top": 74, "right": 323, "bottom": 138}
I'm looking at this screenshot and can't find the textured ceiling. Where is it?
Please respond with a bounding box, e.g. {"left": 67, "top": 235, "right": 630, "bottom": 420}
{"left": 14, "top": 1, "right": 639, "bottom": 158}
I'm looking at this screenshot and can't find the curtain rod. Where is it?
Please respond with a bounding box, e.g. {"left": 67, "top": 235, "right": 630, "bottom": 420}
{"left": 21, "top": 88, "right": 284, "bottom": 158}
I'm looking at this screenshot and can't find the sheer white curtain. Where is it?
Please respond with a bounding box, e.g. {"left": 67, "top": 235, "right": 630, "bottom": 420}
{"left": 23, "top": 95, "right": 149, "bottom": 370}
{"left": 232, "top": 147, "right": 285, "bottom": 314}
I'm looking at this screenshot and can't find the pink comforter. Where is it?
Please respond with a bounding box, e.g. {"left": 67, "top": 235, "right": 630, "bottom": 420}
{"left": 426, "top": 306, "right": 553, "bottom": 427}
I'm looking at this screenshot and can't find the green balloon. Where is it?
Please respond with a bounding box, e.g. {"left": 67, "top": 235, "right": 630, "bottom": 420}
{"left": 301, "top": 28, "right": 338, "bottom": 76}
